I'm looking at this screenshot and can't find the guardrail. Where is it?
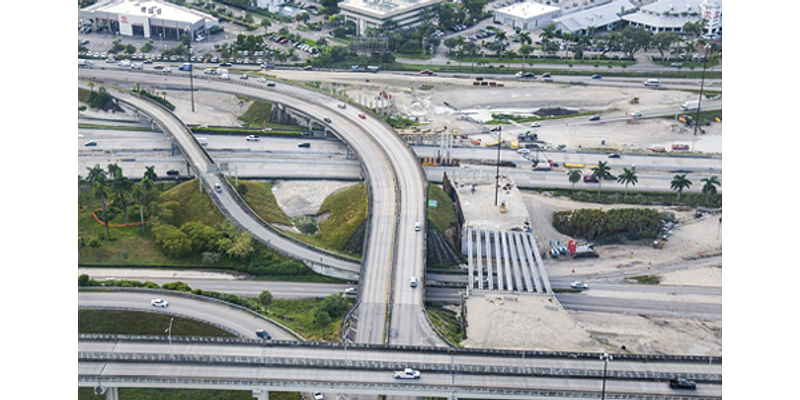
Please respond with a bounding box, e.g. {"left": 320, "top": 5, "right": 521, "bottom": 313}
{"left": 78, "top": 333, "right": 721, "bottom": 365}
{"left": 77, "top": 351, "right": 720, "bottom": 383}
{"left": 78, "top": 375, "right": 720, "bottom": 400}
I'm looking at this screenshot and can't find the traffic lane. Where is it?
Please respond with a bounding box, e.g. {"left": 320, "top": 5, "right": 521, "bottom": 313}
{"left": 85, "top": 277, "right": 352, "bottom": 299}
{"left": 556, "top": 293, "right": 721, "bottom": 320}
{"left": 77, "top": 362, "right": 721, "bottom": 397}
{"left": 78, "top": 291, "right": 296, "bottom": 340}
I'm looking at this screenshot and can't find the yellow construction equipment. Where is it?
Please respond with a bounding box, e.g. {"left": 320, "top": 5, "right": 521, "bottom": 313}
{"left": 629, "top": 97, "right": 640, "bottom": 104}
{"left": 499, "top": 202, "right": 508, "bottom": 213}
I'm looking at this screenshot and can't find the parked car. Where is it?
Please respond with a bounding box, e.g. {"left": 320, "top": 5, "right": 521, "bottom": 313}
{"left": 166, "top": 169, "right": 180, "bottom": 177}
{"left": 607, "top": 153, "right": 621, "bottom": 158}
{"left": 571, "top": 281, "right": 589, "bottom": 290}
{"left": 530, "top": 122, "right": 541, "bottom": 127}
{"left": 256, "top": 329, "right": 272, "bottom": 340}
{"left": 669, "top": 378, "right": 697, "bottom": 390}
{"left": 151, "top": 298, "right": 169, "bottom": 308}
{"left": 631, "top": 111, "right": 643, "bottom": 118}
{"left": 246, "top": 135, "right": 260, "bottom": 142}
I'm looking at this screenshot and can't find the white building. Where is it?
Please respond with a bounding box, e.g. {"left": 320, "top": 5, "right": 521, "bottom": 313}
{"left": 492, "top": 2, "right": 562, "bottom": 31}
{"left": 256, "top": 0, "right": 285, "bottom": 14}
{"left": 621, "top": 0, "right": 721, "bottom": 35}
{"left": 339, "top": 0, "right": 443, "bottom": 36}
{"left": 79, "top": 0, "right": 218, "bottom": 40}
{"left": 552, "top": 0, "right": 635, "bottom": 35}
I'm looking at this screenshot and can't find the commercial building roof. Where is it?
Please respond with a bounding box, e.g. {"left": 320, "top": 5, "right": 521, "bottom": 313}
{"left": 640, "top": 0, "right": 704, "bottom": 14}
{"left": 83, "top": 0, "right": 216, "bottom": 24}
{"left": 494, "top": 2, "right": 560, "bottom": 19}
{"left": 339, "top": 0, "right": 442, "bottom": 19}
{"left": 553, "top": 0, "right": 635, "bottom": 32}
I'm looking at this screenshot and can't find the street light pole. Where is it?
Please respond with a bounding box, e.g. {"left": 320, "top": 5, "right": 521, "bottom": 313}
{"left": 692, "top": 44, "right": 711, "bottom": 139}
{"left": 494, "top": 124, "right": 502, "bottom": 206}
{"left": 600, "top": 352, "right": 613, "bottom": 400}
{"left": 185, "top": 27, "right": 195, "bottom": 112}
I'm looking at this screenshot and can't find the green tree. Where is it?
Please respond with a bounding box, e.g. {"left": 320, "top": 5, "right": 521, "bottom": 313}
{"left": 651, "top": 32, "right": 679, "bottom": 59}
{"left": 616, "top": 168, "right": 638, "bottom": 202}
{"left": 180, "top": 221, "right": 221, "bottom": 252}
{"left": 591, "top": 161, "right": 613, "bottom": 201}
{"left": 567, "top": 169, "right": 582, "bottom": 189}
{"left": 144, "top": 165, "right": 158, "bottom": 182}
{"left": 519, "top": 44, "right": 532, "bottom": 72}
{"left": 87, "top": 164, "right": 111, "bottom": 238}
{"left": 152, "top": 223, "right": 193, "bottom": 257}
{"left": 319, "top": 294, "right": 350, "bottom": 318}
{"left": 700, "top": 175, "right": 721, "bottom": 202}
{"left": 258, "top": 290, "right": 273, "bottom": 309}
{"left": 107, "top": 163, "right": 133, "bottom": 225}
{"left": 670, "top": 173, "right": 692, "bottom": 203}
{"left": 620, "top": 26, "right": 652, "bottom": 59}
{"left": 313, "top": 308, "right": 330, "bottom": 327}
{"left": 226, "top": 232, "right": 254, "bottom": 259}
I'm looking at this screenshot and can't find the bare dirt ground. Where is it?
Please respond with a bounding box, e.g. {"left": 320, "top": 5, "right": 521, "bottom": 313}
{"left": 271, "top": 180, "right": 358, "bottom": 218}
{"left": 268, "top": 70, "right": 722, "bottom": 154}
{"left": 521, "top": 191, "right": 722, "bottom": 277}
{"left": 168, "top": 90, "right": 252, "bottom": 126}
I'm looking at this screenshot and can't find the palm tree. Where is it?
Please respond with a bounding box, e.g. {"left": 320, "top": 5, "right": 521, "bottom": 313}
{"left": 592, "top": 161, "right": 613, "bottom": 201}
{"left": 700, "top": 175, "right": 721, "bottom": 203}
{"left": 567, "top": 169, "right": 582, "bottom": 189}
{"left": 670, "top": 174, "right": 692, "bottom": 203}
{"left": 144, "top": 165, "right": 158, "bottom": 182}
{"left": 519, "top": 44, "right": 532, "bottom": 72}
{"left": 617, "top": 168, "right": 638, "bottom": 202}
{"left": 86, "top": 165, "right": 111, "bottom": 238}
{"left": 107, "top": 163, "right": 132, "bottom": 225}
{"left": 132, "top": 177, "right": 158, "bottom": 233}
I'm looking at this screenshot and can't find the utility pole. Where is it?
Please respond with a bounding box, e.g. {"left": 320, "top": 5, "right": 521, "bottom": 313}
{"left": 185, "top": 27, "right": 195, "bottom": 112}
{"left": 494, "top": 124, "right": 502, "bottom": 206}
{"left": 600, "top": 353, "right": 613, "bottom": 400}
{"left": 692, "top": 44, "right": 711, "bottom": 140}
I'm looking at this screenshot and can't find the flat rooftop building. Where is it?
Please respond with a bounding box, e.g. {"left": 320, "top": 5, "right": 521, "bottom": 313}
{"left": 621, "top": 0, "right": 721, "bottom": 35}
{"left": 493, "top": 2, "right": 562, "bottom": 31}
{"left": 339, "top": 0, "right": 442, "bottom": 36}
{"left": 79, "top": 0, "right": 218, "bottom": 40}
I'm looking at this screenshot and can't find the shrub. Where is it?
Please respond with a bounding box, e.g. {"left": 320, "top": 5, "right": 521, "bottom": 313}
{"left": 201, "top": 251, "right": 221, "bottom": 264}
{"left": 552, "top": 208, "right": 665, "bottom": 242}
{"left": 79, "top": 236, "right": 85, "bottom": 248}
{"left": 151, "top": 223, "right": 193, "bottom": 257}
{"left": 318, "top": 294, "right": 350, "bottom": 318}
{"left": 180, "top": 221, "right": 222, "bottom": 252}
{"left": 88, "top": 236, "right": 102, "bottom": 248}
{"left": 161, "top": 281, "right": 192, "bottom": 292}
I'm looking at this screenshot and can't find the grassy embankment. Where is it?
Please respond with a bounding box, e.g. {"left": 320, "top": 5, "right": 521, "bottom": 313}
{"left": 426, "top": 304, "right": 465, "bottom": 347}
{"left": 78, "top": 310, "right": 235, "bottom": 337}
{"left": 78, "top": 179, "right": 343, "bottom": 283}
{"left": 520, "top": 187, "right": 721, "bottom": 209}
{"left": 427, "top": 183, "right": 458, "bottom": 236}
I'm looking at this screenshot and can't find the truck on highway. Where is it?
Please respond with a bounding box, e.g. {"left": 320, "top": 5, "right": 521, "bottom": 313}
{"left": 366, "top": 65, "right": 380, "bottom": 72}
{"left": 351, "top": 65, "right": 361, "bottom": 72}
{"left": 394, "top": 368, "right": 421, "bottom": 379}
{"left": 680, "top": 100, "right": 700, "bottom": 111}
{"left": 643, "top": 78, "right": 661, "bottom": 87}
{"left": 78, "top": 59, "right": 93, "bottom": 68}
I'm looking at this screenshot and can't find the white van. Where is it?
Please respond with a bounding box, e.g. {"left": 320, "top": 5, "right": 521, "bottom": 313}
{"left": 196, "top": 137, "right": 208, "bottom": 146}
{"left": 643, "top": 79, "right": 661, "bottom": 87}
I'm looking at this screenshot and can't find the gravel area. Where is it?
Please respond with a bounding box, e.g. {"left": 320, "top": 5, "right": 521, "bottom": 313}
{"left": 271, "top": 180, "right": 358, "bottom": 218}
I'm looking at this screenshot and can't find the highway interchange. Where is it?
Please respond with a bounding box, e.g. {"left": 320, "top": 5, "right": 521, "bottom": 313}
{"left": 79, "top": 64, "right": 721, "bottom": 398}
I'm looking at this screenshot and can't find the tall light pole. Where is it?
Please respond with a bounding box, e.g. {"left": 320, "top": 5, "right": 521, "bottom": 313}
{"left": 600, "top": 352, "right": 613, "bottom": 400}
{"left": 692, "top": 43, "right": 711, "bottom": 139}
{"left": 494, "top": 124, "right": 502, "bottom": 206}
{"left": 185, "top": 27, "right": 195, "bottom": 112}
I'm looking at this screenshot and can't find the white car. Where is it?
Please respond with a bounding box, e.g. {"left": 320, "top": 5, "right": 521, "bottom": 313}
{"left": 151, "top": 298, "right": 169, "bottom": 308}
{"left": 314, "top": 392, "right": 324, "bottom": 400}
{"left": 415, "top": 221, "right": 421, "bottom": 231}
{"left": 344, "top": 287, "right": 357, "bottom": 296}
{"left": 570, "top": 281, "right": 589, "bottom": 290}
{"left": 394, "top": 368, "right": 421, "bottom": 379}
{"left": 410, "top": 276, "right": 418, "bottom": 288}
{"left": 246, "top": 135, "right": 260, "bottom": 142}
{"left": 517, "top": 148, "right": 530, "bottom": 155}
{"left": 240, "top": 74, "right": 249, "bottom": 80}
{"left": 631, "top": 111, "right": 643, "bottom": 118}
{"left": 530, "top": 122, "right": 541, "bottom": 127}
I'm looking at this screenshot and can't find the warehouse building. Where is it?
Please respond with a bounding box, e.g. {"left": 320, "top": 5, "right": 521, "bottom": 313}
{"left": 339, "top": 0, "right": 443, "bottom": 36}
{"left": 492, "top": 2, "right": 562, "bottom": 31}
{"left": 79, "top": 0, "right": 218, "bottom": 41}
{"left": 552, "top": 0, "right": 635, "bottom": 35}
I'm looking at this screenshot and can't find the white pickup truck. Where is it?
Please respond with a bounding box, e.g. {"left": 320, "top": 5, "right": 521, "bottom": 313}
{"left": 394, "top": 368, "right": 421, "bottom": 379}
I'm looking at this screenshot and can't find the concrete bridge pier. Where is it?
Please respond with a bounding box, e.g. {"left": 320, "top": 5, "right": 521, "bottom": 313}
{"left": 252, "top": 389, "right": 269, "bottom": 400}
{"left": 93, "top": 386, "right": 118, "bottom": 400}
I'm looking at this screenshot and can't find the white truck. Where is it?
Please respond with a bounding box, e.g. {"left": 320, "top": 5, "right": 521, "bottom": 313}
{"left": 78, "top": 59, "right": 93, "bottom": 68}
{"left": 680, "top": 100, "right": 700, "bottom": 111}
{"left": 394, "top": 368, "right": 421, "bottom": 379}
{"left": 643, "top": 78, "right": 661, "bottom": 87}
